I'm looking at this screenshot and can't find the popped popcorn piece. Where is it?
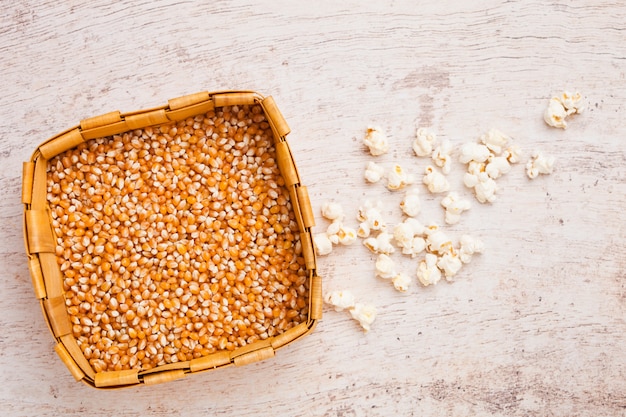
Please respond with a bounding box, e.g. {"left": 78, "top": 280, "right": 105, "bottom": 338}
{"left": 440, "top": 192, "right": 471, "bottom": 225}
{"left": 324, "top": 290, "right": 356, "bottom": 312}
{"left": 335, "top": 224, "right": 358, "bottom": 245}
{"left": 544, "top": 91, "right": 584, "bottom": 129}
{"left": 526, "top": 151, "right": 555, "bottom": 179}
{"left": 364, "top": 125, "right": 389, "bottom": 156}
{"left": 393, "top": 218, "right": 426, "bottom": 255}
{"left": 503, "top": 144, "right": 523, "bottom": 164}
{"left": 559, "top": 91, "right": 584, "bottom": 115}
{"left": 313, "top": 233, "right": 333, "bottom": 256}
{"left": 387, "top": 164, "right": 415, "bottom": 190}
{"left": 392, "top": 273, "right": 411, "bottom": 292}
{"left": 459, "top": 142, "right": 491, "bottom": 164}
{"left": 407, "top": 236, "right": 427, "bottom": 257}
{"left": 357, "top": 201, "right": 386, "bottom": 238}
{"left": 464, "top": 163, "right": 498, "bottom": 204}
{"left": 423, "top": 165, "right": 450, "bottom": 194}
{"left": 431, "top": 140, "right": 453, "bottom": 174}
{"left": 375, "top": 254, "right": 397, "bottom": 279}
{"left": 400, "top": 188, "right": 421, "bottom": 217}
{"left": 363, "top": 231, "right": 395, "bottom": 255}
{"left": 413, "top": 127, "right": 437, "bottom": 157}
{"left": 425, "top": 229, "right": 454, "bottom": 255}
{"left": 543, "top": 98, "right": 568, "bottom": 129}
{"left": 459, "top": 235, "right": 484, "bottom": 264}
{"left": 485, "top": 156, "right": 511, "bottom": 179}
{"left": 321, "top": 201, "right": 345, "bottom": 222}
{"left": 479, "top": 128, "right": 509, "bottom": 155}
{"left": 349, "top": 303, "right": 377, "bottom": 332}
{"left": 364, "top": 161, "right": 386, "bottom": 183}
{"left": 437, "top": 252, "right": 463, "bottom": 280}
{"left": 416, "top": 253, "right": 442, "bottom": 287}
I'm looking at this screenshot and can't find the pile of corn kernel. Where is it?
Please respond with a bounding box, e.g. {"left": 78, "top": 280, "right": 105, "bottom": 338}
{"left": 321, "top": 91, "right": 581, "bottom": 332}
{"left": 46, "top": 105, "right": 309, "bottom": 371}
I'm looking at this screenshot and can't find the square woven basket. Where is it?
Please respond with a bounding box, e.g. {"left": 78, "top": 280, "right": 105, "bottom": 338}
{"left": 22, "top": 90, "right": 322, "bottom": 389}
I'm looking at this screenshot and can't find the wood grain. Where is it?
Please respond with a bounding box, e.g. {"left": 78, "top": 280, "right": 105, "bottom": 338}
{"left": 1, "top": 1, "right": 624, "bottom": 416}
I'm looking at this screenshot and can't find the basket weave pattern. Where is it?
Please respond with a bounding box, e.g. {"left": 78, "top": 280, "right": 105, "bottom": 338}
{"left": 22, "top": 91, "right": 322, "bottom": 388}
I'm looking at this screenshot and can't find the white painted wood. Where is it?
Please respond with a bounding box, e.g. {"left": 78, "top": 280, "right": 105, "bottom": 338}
{"left": 1, "top": 1, "right": 624, "bottom": 415}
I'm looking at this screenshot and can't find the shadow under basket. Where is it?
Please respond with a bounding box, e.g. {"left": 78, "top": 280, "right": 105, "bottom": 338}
{"left": 22, "top": 90, "right": 322, "bottom": 389}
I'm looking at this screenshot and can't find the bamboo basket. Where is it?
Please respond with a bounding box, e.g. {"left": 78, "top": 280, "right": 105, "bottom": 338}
{"left": 22, "top": 90, "right": 322, "bottom": 389}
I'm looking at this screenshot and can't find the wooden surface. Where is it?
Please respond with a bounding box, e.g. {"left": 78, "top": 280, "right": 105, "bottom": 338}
{"left": 1, "top": 1, "right": 625, "bottom": 416}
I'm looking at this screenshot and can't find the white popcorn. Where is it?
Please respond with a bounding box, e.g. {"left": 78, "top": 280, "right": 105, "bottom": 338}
{"left": 559, "top": 91, "right": 584, "bottom": 114}
{"left": 364, "top": 161, "right": 386, "bottom": 183}
{"left": 526, "top": 151, "right": 555, "bottom": 179}
{"left": 431, "top": 140, "right": 453, "bottom": 174}
{"left": 324, "top": 290, "right": 356, "bottom": 312}
{"left": 503, "top": 145, "right": 523, "bottom": 164}
{"left": 426, "top": 229, "right": 454, "bottom": 255}
{"left": 393, "top": 218, "right": 426, "bottom": 255}
{"left": 544, "top": 91, "right": 584, "bottom": 129}
{"left": 321, "top": 201, "right": 345, "bottom": 222}
{"left": 387, "top": 164, "right": 415, "bottom": 190}
{"left": 357, "top": 222, "right": 371, "bottom": 238}
{"left": 363, "top": 231, "right": 395, "bottom": 255}
{"left": 375, "top": 254, "right": 397, "bottom": 279}
{"left": 413, "top": 127, "right": 437, "bottom": 157}
{"left": 464, "top": 166, "right": 498, "bottom": 204}
{"left": 543, "top": 98, "right": 568, "bottom": 129}
{"left": 485, "top": 156, "right": 511, "bottom": 179}
{"left": 357, "top": 201, "right": 386, "bottom": 237}
{"left": 392, "top": 273, "right": 411, "bottom": 293}
{"left": 349, "top": 303, "right": 377, "bottom": 332}
{"left": 440, "top": 192, "right": 471, "bottom": 225}
{"left": 423, "top": 165, "right": 450, "bottom": 194}
{"left": 400, "top": 189, "right": 421, "bottom": 217}
{"left": 408, "top": 236, "right": 427, "bottom": 257}
{"left": 416, "top": 253, "right": 442, "bottom": 287}
{"left": 459, "top": 142, "right": 491, "bottom": 164}
{"left": 479, "top": 129, "right": 509, "bottom": 155}
{"left": 459, "top": 234, "right": 484, "bottom": 264}
{"left": 335, "top": 225, "right": 358, "bottom": 245}
{"left": 437, "top": 252, "right": 463, "bottom": 280}
{"left": 313, "top": 233, "right": 333, "bottom": 256}
{"left": 364, "top": 126, "right": 389, "bottom": 156}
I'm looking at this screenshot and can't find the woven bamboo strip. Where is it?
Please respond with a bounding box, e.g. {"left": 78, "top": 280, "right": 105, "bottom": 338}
{"left": 213, "top": 92, "right": 257, "bottom": 107}
{"left": 300, "top": 231, "right": 316, "bottom": 271}
{"left": 139, "top": 361, "right": 190, "bottom": 375}
{"left": 39, "top": 252, "right": 64, "bottom": 297}
{"left": 43, "top": 296, "right": 72, "bottom": 337}
{"left": 189, "top": 351, "right": 231, "bottom": 372}
{"left": 59, "top": 334, "right": 96, "bottom": 380}
{"left": 80, "top": 121, "right": 129, "bottom": 140}
{"left": 166, "top": 100, "right": 215, "bottom": 122}
{"left": 54, "top": 343, "right": 85, "bottom": 382}
{"left": 234, "top": 346, "right": 275, "bottom": 367}
{"left": 288, "top": 187, "right": 305, "bottom": 235}
{"left": 275, "top": 141, "right": 300, "bottom": 187}
{"left": 27, "top": 257, "right": 46, "bottom": 299}
{"left": 25, "top": 210, "right": 55, "bottom": 254}
{"left": 125, "top": 109, "right": 169, "bottom": 130}
{"left": 39, "top": 129, "right": 84, "bottom": 160}
{"left": 142, "top": 370, "right": 186, "bottom": 386}
{"left": 270, "top": 322, "right": 310, "bottom": 350}
{"left": 80, "top": 111, "right": 122, "bottom": 130}
{"left": 21, "top": 162, "right": 34, "bottom": 204}
{"left": 261, "top": 96, "right": 291, "bottom": 138}
{"left": 309, "top": 274, "right": 323, "bottom": 320}
{"left": 296, "top": 186, "right": 315, "bottom": 229}
{"left": 94, "top": 369, "right": 139, "bottom": 388}
{"left": 168, "top": 91, "right": 210, "bottom": 110}
{"left": 231, "top": 339, "right": 272, "bottom": 359}
{"left": 30, "top": 156, "right": 48, "bottom": 210}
